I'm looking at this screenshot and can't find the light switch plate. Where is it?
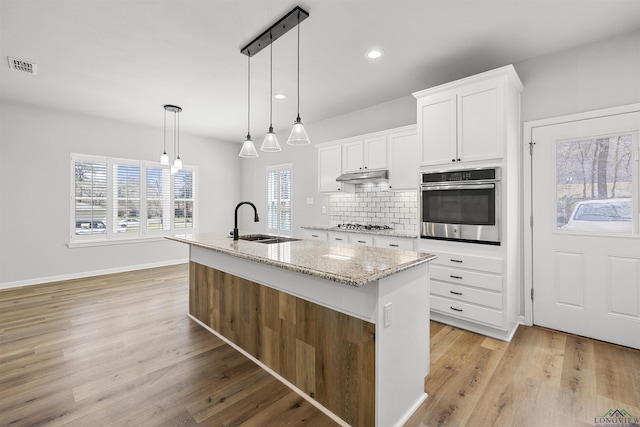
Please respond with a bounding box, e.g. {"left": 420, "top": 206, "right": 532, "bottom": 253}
{"left": 306, "top": 197, "right": 313, "bottom": 205}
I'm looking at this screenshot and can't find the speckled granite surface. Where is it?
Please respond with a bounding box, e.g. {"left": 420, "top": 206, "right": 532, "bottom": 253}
{"left": 168, "top": 232, "right": 435, "bottom": 287}
{"left": 301, "top": 226, "right": 418, "bottom": 239}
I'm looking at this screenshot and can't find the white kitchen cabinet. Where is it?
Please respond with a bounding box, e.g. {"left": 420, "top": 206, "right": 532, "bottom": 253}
{"left": 387, "top": 128, "right": 418, "bottom": 191}
{"left": 318, "top": 145, "right": 353, "bottom": 194}
{"left": 327, "top": 231, "right": 348, "bottom": 243}
{"left": 374, "top": 235, "right": 416, "bottom": 251}
{"left": 414, "top": 65, "right": 522, "bottom": 167}
{"left": 342, "top": 137, "right": 387, "bottom": 173}
{"left": 303, "top": 230, "right": 328, "bottom": 241}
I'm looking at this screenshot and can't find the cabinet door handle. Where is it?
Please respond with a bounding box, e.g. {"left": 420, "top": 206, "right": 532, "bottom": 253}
{"left": 335, "top": 237, "right": 343, "bottom": 241}
{"left": 450, "top": 290, "right": 463, "bottom": 296}
{"left": 450, "top": 307, "right": 463, "bottom": 312}
{"left": 451, "top": 159, "right": 456, "bottom": 162}
{"left": 311, "top": 234, "right": 318, "bottom": 238}
{"left": 357, "top": 240, "right": 366, "bottom": 244}
{"left": 450, "top": 259, "right": 463, "bottom": 263}
{"left": 389, "top": 244, "right": 399, "bottom": 247}
{"left": 450, "top": 275, "right": 463, "bottom": 279}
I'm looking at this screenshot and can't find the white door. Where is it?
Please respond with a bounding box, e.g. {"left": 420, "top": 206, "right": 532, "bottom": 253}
{"left": 530, "top": 109, "right": 640, "bottom": 349}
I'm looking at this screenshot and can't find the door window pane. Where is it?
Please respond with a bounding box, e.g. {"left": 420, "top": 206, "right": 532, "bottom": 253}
{"left": 556, "top": 134, "right": 633, "bottom": 233}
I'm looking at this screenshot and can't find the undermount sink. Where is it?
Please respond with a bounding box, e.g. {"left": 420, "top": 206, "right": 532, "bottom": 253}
{"left": 236, "top": 234, "right": 301, "bottom": 244}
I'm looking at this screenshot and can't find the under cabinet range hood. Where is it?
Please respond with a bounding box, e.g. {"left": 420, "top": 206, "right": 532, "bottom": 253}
{"left": 336, "top": 169, "right": 389, "bottom": 184}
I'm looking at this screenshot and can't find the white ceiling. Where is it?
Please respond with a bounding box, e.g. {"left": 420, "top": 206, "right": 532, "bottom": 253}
{"left": 1, "top": 0, "right": 639, "bottom": 143}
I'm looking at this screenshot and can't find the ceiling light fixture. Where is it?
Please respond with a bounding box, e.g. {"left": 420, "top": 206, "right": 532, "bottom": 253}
{"left": 238, "top": 6, "right": 310, "bottom": 157}
{"left": 162, "top": 104, "right": 183, "bottom": 175}
{"left": 287, "top": 9, "right": 310, "bottom": 146}
{"left": 239, "top": 54, "right": 258, "bottom": 158}
{"left": 260, "top": 35, "right": 281, "bottom": 152}
{"left": 366, "top": 49, "right": 384, "bottom": 59}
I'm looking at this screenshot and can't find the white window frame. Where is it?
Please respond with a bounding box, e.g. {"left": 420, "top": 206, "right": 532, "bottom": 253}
{"left": 69, "top": 153, "right": 198, "bottom": 247}
{"left": 266, "top": 163, "right": 293, "bottom": 236}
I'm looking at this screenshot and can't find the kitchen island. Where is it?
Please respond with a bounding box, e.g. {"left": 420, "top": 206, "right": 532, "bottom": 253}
{"left": 168, "top": 232, "right": 435, "bottom": 427}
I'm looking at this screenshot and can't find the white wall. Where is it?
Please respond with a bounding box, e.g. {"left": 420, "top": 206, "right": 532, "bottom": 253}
{"left": 0, "top": 101, "right": 241, "bottom": 286}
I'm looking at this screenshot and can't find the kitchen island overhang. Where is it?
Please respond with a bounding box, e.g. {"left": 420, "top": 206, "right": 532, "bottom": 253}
{"left": 168, "top": 233, "right": 435, "bottom": 427}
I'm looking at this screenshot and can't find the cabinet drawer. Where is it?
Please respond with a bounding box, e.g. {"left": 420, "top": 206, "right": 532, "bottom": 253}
{"left": 348, "top": 234, "right": 373, "bottom": 246}
{"left": 374, "top": 236, "right": 415, "bottom": 251}
{"left": 431, "top": 280, "right": 502, "bottom": 309}
{"left": 430, "top": 251, "right": 503, "bottom": 274}
{"left": 328, "top": 232, "right": 348, "bottom": 243}
{"left": 430, "top": 265, "right": 502, "bottom": 292}
{"left": 431, "top": 295, "right": 503, "bottom": 327}
{"left": 304, "top": 230, "right": 327, "bottom": 241}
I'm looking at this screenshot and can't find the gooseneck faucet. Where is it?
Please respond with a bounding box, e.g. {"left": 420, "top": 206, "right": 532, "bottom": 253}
{"left": 233, "top": 201, "right": 259, "bottom": 240}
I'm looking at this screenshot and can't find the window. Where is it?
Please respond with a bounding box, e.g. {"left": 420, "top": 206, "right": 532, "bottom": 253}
{"left": 71, "top": 154, "right": 197, "bottom": 243}
{"left": 267, "top": 164, "right": 292, "bottom": 235}
{"left": 556, "top": 134, "right": 634, "bottom": 234}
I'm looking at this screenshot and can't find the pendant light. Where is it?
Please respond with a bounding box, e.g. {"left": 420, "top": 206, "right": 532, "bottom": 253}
{"left": 260, "top": 34, "right": 281, "bottom": 152}
{"left": 162, "top": 104, "right": 182, "bottom": 175}
{"left": 239, "top": 54, "right": 258, "bottom": 158}
{"left": 286, "top": 10, "right": 310, "bottom": 146}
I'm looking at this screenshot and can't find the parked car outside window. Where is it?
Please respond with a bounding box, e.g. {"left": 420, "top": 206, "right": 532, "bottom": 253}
{"left": 561, "top": 198, "right": 632, "bottom": 233}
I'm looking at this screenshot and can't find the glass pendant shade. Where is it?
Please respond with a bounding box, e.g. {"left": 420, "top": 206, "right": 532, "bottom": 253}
{"left": 239, "top": 135, "right": 259, "bottom": 158}
{"left": 173, "top": 157, "right": 183, "bottom": 170}
{"left": 287, "top": 116, "right": 310, "bottom": 145}
{"left": 160, "top": 152, "right": 170, "bottom": 165}
{"left": 170, "top": 164, "right": 178, "bottom": 175}
{"left": 261, "top": 127, "right": 281, "bottom": 152}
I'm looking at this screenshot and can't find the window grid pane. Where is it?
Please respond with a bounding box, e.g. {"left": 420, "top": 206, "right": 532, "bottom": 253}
{"left": 174, "top": 170, "right": 194, "bottom": 229}
{"left": 267, "top": 166, "right": 292, "bottom": 234}
{"left": 113, "top": 164, "right": 141, "bottom": 233}
{"left": 147, "top": 167, "right": 170, "bottom": 231}
{"left": 74, "top": 161, "right": 107, "bottom": 235}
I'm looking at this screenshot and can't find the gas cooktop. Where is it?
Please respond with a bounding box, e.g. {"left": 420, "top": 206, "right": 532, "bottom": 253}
{"left": 335, "top": 223, "right": 393, "bottom": 231}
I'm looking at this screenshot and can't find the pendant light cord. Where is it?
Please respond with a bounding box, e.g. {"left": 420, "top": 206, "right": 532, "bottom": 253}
{"left": 173, "top": 111, "right": 177, "bottom": 158}
{"left": 163, "top": 108, "right": 167, "bottom": 152}
{"left": 296, "top": 11, "right": 300, "bottom": 118}
{"left": 247, "top": 54, "right": 251, "bottom": 137}
{"left": 176, "top": 110, "right": 180, "bottom": 158}
{"left": 269, "top": 33, "right": 273, "bottom": 129}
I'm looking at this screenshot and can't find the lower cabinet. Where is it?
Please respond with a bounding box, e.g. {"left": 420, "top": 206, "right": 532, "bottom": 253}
{"left": 427, "top": 249, "right": 517, "bottom": 341}
{"left": 374, "top": 236, "right": 415, "bottom": 250}
{"left": 348, "top": 234, "right": 374, "bottom": 246}
{"left": 303, "top": 230, "right": 327, "bottom": 241}
{"left": 303, "top": 229, "right": 417, "bottom": 250}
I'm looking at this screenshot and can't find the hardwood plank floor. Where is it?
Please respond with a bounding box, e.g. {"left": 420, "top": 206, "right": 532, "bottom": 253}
{"left": 1, "top": 265, "right": 639, "bottom": 426}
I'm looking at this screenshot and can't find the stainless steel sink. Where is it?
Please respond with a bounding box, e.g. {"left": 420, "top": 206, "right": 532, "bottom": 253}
{"left": 236, "top": 234, "right": 301, "bottom": 244}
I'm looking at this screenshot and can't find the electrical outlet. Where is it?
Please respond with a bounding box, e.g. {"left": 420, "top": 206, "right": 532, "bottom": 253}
{"left": 306, "top": 197, "right": 314, "bottom": 205}
{"left": 383, "top": 302, "right": 392, "bottom": 327}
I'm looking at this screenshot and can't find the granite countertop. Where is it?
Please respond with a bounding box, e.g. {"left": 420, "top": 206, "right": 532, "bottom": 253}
{"left": 168, "top": 232, "right": 435, "bottom": 287}
{"left": 301, "top": 225, "right": 418, "bottom": 239}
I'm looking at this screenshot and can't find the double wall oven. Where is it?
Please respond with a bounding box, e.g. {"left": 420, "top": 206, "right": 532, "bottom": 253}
{"left": 420, "top": 167, "right": 501, "bottom": 245}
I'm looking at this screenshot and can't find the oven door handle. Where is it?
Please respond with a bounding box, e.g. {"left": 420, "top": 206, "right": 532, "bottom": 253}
{"left": 421, "top": 183, "right": 495, "bottom": 191}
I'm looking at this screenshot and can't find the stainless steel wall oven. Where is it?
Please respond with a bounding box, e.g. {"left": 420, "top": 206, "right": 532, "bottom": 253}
{"left": 420, "top": 167, "right": 501, "bottom": 245}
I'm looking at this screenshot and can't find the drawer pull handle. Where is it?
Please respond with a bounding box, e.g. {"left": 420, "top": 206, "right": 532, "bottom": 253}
{"left": 311, "top": 234, "right": 318, "bottom": 237}
{"left": 450, "top": 275, "right": 463, "bottom": 279}
{"left": 357, "top": 240, "right": 366, "bottom": 244}
{"left": 389, "top": 244, "right": 399, "bottom": 247}
{"left": 450, "top": 307, "right": 463, "bottom": 312}
{"left": 450, "top": 259, "right": 463, "bottom": 263}
{"left": 335, "top": 238, "right": 343, "bottom": 241}
{"left": 450, "top": 291, "right": 463, "bottom": 295}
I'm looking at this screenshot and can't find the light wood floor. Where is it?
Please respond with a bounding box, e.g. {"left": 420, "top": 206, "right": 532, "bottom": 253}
{"left": 1, "top": 264, "right": 638, "bottom": 426}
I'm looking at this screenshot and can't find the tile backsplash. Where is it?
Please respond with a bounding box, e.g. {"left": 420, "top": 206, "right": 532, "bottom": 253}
{"left": 329, "top": 183, "right": 418, "bottom": 233}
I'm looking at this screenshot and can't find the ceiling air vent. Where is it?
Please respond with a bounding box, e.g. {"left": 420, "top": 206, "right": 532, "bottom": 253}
{"left": 7, "top": 57, "right": 37, "bottom": 75}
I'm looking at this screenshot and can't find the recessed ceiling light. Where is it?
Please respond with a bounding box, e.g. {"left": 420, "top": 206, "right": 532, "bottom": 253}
{"left": 274, "top": 93, "right": 288, "bottom": 100}
{"left": 366, "top": 49, "right": 384, "bottom": 59}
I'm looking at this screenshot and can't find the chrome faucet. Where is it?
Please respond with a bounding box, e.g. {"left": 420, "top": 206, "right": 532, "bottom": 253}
{"left": 233, "top": 201, "right": 259, "bottom": 240}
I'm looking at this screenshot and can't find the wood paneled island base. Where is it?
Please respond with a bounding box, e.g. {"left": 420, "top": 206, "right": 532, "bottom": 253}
{"left": 170, "top": 233, "right": 434, "bottom": 427}
{"left": 190, "top": 262, "right": 376, "bottom": 426}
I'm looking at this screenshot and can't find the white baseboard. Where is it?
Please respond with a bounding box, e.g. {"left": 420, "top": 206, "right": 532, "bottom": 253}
{"left": 0, "top": 258, "right": 188, "bottom": 290}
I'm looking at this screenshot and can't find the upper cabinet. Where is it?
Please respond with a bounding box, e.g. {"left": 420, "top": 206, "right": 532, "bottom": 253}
{"left": 342, "top": 137, "right": 388, "bottom": 172}
{"left": 388, "top": 127, "right": 418, "bottom": 190}
{"left": 413, "top": 65, "right": 523, "bottom": 167}
{"left": 318, "top": 145, "right": 354, "bottom": 194}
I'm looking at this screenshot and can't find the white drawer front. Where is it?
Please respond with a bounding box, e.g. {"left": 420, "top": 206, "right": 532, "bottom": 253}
{"left": 430, "top": 251, "right": 503, "bottom": 274}
{"left": 374, "top": 236, "right": 415, "bottom": 250}
{"left": 304, "top": 230, "right": 327, "bottom": 241}
{"left": 328, "top": 232, "right": 348, "bottom": 243}
{"left": 431, "top": 280, "right": 502, "bottom": 309}
{"left": 431, "top": 295, "right": 503, "bottom": 327}
{"left": 348, "top": 234, "right": 373, "bottom": 246}
{"left": 430, "top": 265, "right": 503, "bottom": 292}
